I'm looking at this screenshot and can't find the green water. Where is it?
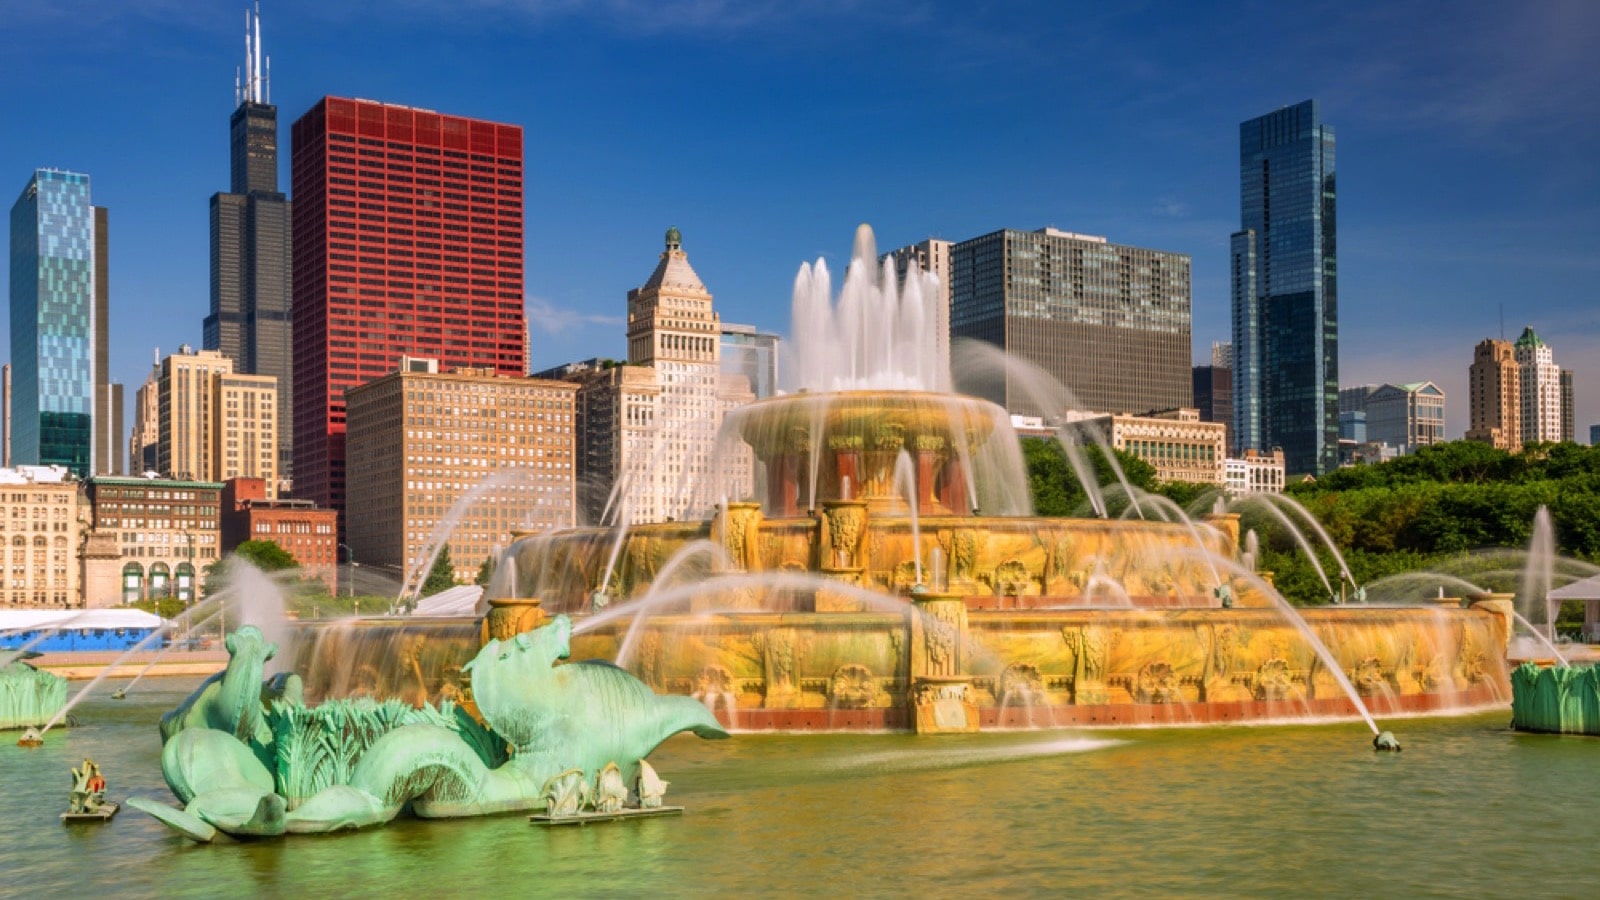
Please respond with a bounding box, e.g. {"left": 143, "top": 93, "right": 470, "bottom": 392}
{"left": 4, "top": 676, "right": 1598, "bottom": 897}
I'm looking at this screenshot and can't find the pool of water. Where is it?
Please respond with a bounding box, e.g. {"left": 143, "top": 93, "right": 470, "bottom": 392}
{"left": 4, "top": 675, "right": 1598, "bottom": 897}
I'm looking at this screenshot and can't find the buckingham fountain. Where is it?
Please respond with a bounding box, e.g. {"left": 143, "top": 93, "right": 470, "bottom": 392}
{"left": 284, "top": 225, "right": 1512, "bottom": 736}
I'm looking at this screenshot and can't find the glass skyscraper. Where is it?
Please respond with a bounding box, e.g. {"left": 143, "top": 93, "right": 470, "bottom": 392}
{"left": 10, "top": 170, "right": 95, "bottom": 477}
{"left": 1231, "top": 100, "right": 1338, "bottom": 476}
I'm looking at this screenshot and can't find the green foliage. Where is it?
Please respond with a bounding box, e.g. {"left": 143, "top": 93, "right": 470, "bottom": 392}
{"left": 423, "top": 545, "right": 457, "bottom": 596}
{"left": 1021, "top": 437, "right": 1210, "bottom": 518}
{"left": 233, "top": 539, "right": 301, "bottom": 572}
{"left": 475, "top": 556, "right": 495, "bottom": 588}
{"left": 284, "top": 593, "right": 392, "bottom": 619}
{"left": 129, "top": 597, "right": 187, "bottom": 620}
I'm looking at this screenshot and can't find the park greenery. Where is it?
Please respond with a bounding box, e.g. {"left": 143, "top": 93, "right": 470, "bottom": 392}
{"left": 1023, "top": 437, "right": 1600, "bottom": 625}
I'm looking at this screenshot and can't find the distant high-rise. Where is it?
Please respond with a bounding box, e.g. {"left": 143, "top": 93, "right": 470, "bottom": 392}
{"left": 1231, "top": 100, "right": 1339, "bottom": 476}
{"left": 1513, "top": 327, "right": 1562, "bottom": 444}
{"left": 950, "top": 227, "right": 1191, "bottom": 418}
{"left": 154, "top": 345, "right": 279, "bottom": 493}
{"left": 1192, "top": 363, "right": 1232, "bottom": 451}
{"left": 9, "top": 169, "right": 95, "bottom": 477}
{"left": 1560, "top": 368, "right": 1575, "bottom": 443}
{"left": 290, "top": 96, "right": 527, "bottom": 514}
{"left": 206, "top": 4, "right": 294, "bottom": 481}
{"left": 1343, "top": 382, "right": 1445, "bottom": 454}
{"left": 1467, "top": 338, "right": 1520, "bottom": 451}
{"left": 886, "top": 238, "right": 952, "bottom": 380}
{"left": 721, "top": 323, "right": 781, "bottom": 399}
{"left": 92, "top": 206, "right": 122, "bottom": 475}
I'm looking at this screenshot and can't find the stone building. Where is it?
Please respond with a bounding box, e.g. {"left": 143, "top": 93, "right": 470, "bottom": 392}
{"left": 154, "top": 346, "right": 279, "bottom": 494}
{"left": 1467, "top": 338, "right": 1520, "bottom": 451}
{"left": 83, "top": 475, "right": 222, "bottom": 604}
{"left": 220, "top": 477, "right": 338, "bottom": 592}
{"left": 1224, "top": 449, "right": 1286, "bottom": 497}
{"left": 0, "top": 466, "right": 84, "bottom": 608}
{"left": 344, "top": 359, "right": 577, "bottom": 587}
{"left": 1065, "top": 408, "right": 1226, "bottom": 486}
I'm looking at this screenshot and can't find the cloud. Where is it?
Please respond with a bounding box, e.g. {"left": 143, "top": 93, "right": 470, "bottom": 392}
{"left": 525, "top": 295, "right": 623, "bottom": 335}
{"left": 1151, "top": 196, "right": 1190, "bottom": 219}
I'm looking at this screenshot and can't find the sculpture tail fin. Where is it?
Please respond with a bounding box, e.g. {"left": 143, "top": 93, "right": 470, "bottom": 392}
{"left": 663, "top": 694, "right": 730, "bottom": 740}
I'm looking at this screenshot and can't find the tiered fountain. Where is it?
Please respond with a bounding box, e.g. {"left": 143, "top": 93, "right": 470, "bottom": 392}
{"left": 294, "top": 225, "right": 1513, "bottom": 733}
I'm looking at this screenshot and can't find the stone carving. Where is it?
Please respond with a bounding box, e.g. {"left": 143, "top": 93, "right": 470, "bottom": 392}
{"left": 1413, "top": 654, "right": 1446, "bottom": 692}
{"left": 829, "top": 664, "right": 882, "bottom": 708}
{"left": 913, "top": 679, "right": 971, "bottom": 707}
{"left": 999, "top": 664, "right": 1046, "bottom": 706}
{"left": 129, "top": 618, "right": 727, "bottom": 841}
{"left": 993, "top": 559, "right": 1031, "bottom": 597}
{"left": 951, "top": 529, "right": 979, "bottom": 583}
{"left": 1062, "top": 625, "right": 1114, "bottom": 705}
{"left": 822, "top": 503, "right": 867, "bottom": 569}
{"left": 872, "top": 422, "right": 906, "bottom": 451}
{"left": 1253, "top": 658, "right": 1293, "bottom": 701}
{"left": 720, "top": 503, "right": 763, "bottom": 573}
{"left": 1211, "top": 625, "right": 1240, "bottom": 679}
{"left": 1136, "top": 661, "right": 1182, "bottom": 704}
{"left": 637, "top": 632, "right": 663, "bottom": 690}
{"left": 753, "top": 629, "right": 802, "bottom": 708}
{"left": 923, "top": 606, "right": 962, "bottom": 677}
{"left": 1353, "top": 657, "right": 1387, "bottom": 697}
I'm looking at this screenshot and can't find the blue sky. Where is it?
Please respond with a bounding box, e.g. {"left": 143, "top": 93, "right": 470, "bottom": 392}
{"left": 2, "top": 0, "right": 1597, "bottom": 439}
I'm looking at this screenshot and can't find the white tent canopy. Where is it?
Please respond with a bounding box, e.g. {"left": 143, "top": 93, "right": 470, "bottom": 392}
{"left": 1549, "top": 573, "right": 1600, "bottom": 641}
{"left": 0, "top": 608, "right": 164, "bottom": 632}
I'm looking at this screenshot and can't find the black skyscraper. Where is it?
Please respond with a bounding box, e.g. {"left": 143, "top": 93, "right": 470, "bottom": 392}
{"left": 205, "top": 5, "right": 292, "bottom": 479}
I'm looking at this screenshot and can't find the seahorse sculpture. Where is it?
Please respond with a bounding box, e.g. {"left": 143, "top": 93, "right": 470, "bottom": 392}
{"left": 129, "top": 615, "right": 727, "bottom": 841}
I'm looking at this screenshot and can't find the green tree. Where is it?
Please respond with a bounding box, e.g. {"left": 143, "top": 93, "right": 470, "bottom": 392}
{"left": 422, "top": 545, "right": 456, "bottom": 596}
{"left": 233, "top": 539, "right": 300, "bottom": 572}
{"left": 475, "top": 555, "right": 496, "bottom": 587}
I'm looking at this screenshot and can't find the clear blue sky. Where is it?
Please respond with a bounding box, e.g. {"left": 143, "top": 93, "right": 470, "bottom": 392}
{"left": 2, "top": 0, "right": 1597, "bottom": 439}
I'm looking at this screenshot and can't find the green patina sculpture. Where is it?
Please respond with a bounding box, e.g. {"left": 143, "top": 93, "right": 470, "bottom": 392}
{"left": 130, "top": 618, "right": 727, "bottom": 841}
{"left": 1510, "top": 662, "right": 1600, "bottom": 735}
{"left": 1, "top": 660, "right": 68, "bottom": 731}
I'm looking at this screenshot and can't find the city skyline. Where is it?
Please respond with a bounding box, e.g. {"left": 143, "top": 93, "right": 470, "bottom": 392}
{"left": 1, "top": 1, "right": 1597, "bottom": 441}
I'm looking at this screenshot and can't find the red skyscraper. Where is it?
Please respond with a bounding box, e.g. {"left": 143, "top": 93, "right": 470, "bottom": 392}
{"left": 290, "top": 97, "right": 526, "bottom": 512}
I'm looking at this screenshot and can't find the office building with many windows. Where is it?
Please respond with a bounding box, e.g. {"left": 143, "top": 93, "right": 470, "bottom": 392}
{"left": 9, "top": 170, "right": 96, "bottom": 477}
{"left": 206, "top": 5, "right": 294, "bottom": 479}
{"left": 1231, "top": 100, "right": 1339, "bottom": 476}
{"left": 344, "top": 359, "right": 576, "bottom": 587}
{"left": 290, "top": 97, "right": 527, "bottom": 515}
{"left": 950, "top": 228, "right": 1191, "bottom": 419}
{"left": 83, "top": 475, "right": 222, "bottom": 604}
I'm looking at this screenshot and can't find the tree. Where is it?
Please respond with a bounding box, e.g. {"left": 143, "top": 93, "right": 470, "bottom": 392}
{"left": 475, "top": 555, "right": 496, "bottom": 587}
{"left": 422, "top": 545, "right": 456, "bottom": 596}
{"left": 233, "top": 539, "right": 300, "bottom": 572}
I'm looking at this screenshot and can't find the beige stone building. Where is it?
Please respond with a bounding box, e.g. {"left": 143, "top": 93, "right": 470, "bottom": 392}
{"left": 82, "top": 475, "right": 222, "bottom": 604}
{"left": 1225, "top": 449, "right": 1286, "bottom": 496}
{"left": 887, "top": 238, "right": 952, "bottom": 383}
{"left": 0, "top": 466, "right": 84, "bottom": 609}
{"left": 1066, "top": 408, "right": 1226, "bottom": 486}
{"left": 558, "top": 229, "right": 754, "bottom": 527}
{"left": 129, "top": 362, "right": 160, "bottom": 474}
{"left": 151, "top": 346, "right": 278, "bottom": 495}
{"left": 344, "top": 359, "right": 578, "bottom": 587}
{"left": 1467, "top": 338, "right": 1521, "bottom": 451}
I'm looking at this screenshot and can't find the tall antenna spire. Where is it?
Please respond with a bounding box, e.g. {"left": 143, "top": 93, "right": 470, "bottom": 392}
{"left": 239, "top": 3, "right": 266, "bottom": 106}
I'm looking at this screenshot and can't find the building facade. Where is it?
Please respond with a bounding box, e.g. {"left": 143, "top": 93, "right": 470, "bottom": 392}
{"left": 1231, "top": 100, "right": 1339, "bottom": 477}
{"left": 206, "top": 5, "right": 294, "bottom": 481}
{"left": 91, "top": 206, "right": 122, "bottom": 476}
{"left": 220, "top": 477, "right": 337, "bottom": 592}
{"left": 9, "top": 170, "right": 96, "bottom": 477}
{"left": 721, "top": 323, "right": 781, "bottom": 399}
{"left": 0, "top": 466, "right": 83, "bottom": 608}
{"left": 153, "top": 346, "right": 279, "bottom": 493}
{"left": 344, "top": 360, "right": 576, "bottom": 587}
{"left": 1066, "top": 408, "right": 1226, "bottom": 486}
{"left": 1513, "top": 327, "right": 1563, "bottom": 445}
{"left": 887, "top": 238, "right": 952, "bottom": 381}
{"left": 1192, "top": 364, "right": 1232, "bottom": 452}
{"left": 1560, "top": 368, "right": 1575, "bottom": 443}
{"left": 1363, "top": 382, "right": 1445, "bottom": 454}
{"left": 290, "top": 97, "right": 527, "bottom": 515}
{"left": 1224, "top": 449, "right": 1286, "bottom": 496}
{"left": 950, "top": 228, "right": 1191, "bottom": 418}
{"left": 84, "top": 476, "right": 222, "bottom": 604}
{"left": 1466, "top": 338, "right": 1520, "bottom": 451}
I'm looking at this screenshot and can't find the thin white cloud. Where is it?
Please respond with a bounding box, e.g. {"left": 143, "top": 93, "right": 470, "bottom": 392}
{"left": 526, "top": 295, "right": 623, "bottom": 335}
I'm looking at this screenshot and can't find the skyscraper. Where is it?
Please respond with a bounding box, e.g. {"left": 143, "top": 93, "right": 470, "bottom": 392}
{"left": 206, "top": 5, "right": 293, "bottom": 481}
{"left": 1467, "top": 338, "right": 1519, "bottom": 451}
{"left": 949, "top": 227, "right": 1191, "bottom": 418}
{"left": 720, "top": 322, "right": 780, "bottom": 399}
{"left": 1513, "top": 326, "right": 1562, "bottom": 444}
{"left": 290, "top": 97, "right": 527, "bottom": 513}
{"left": 9, "top": 169, "right": 95, "bottom": 477}
{"left": 1231, "top": 100, "right": 1339, "bottom": 476}
{"left": 886, "top": 238, "right": 952, "bottom": 380}
{"left": 92, "top": 207, "right": 122, "bottom": 476}
{"left": 1560, "top": 368, "right": 1575, "bottom": 443}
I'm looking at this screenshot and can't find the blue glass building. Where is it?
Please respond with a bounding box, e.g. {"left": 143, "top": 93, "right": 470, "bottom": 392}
{"left": 10, "top": 170, "right": 95, "bottom": 477}
{"left": 1231, "top": 101, "right": 1338, "bottom": 476}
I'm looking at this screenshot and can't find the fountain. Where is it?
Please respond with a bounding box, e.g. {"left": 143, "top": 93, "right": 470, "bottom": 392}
{"left": 1, "top": 659, "right": 67, "bottom": 733}
{"left": 292, "top": 225, "right": 1511, "bottom": 734}
{"left": 1507, "top": 506, "right": 1600, "bottom": 734}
